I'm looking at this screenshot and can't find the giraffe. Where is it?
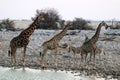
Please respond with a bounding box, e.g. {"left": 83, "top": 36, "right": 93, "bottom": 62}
{"left": 79, "top": 21, "right": 109, "bottom": 63}
{"left": 84, "top": 34, "right": 106, "bottom": 60}
{"left": 95, "top": 46, "right": 106, "bottom": 60}
{"left": 68, "top": 34, "right": 90, "bottom": 64}
{"left": 8, "top": 13, "right": 46, "bottom": 66}
{"left": 40, "top": 21, "right": 73, "bottom": 67}
{"left": 68, "top": 46, "right": 82, "bottom": 63}
{"left": 67, "top": 34, "right": 87, "bottom": 66}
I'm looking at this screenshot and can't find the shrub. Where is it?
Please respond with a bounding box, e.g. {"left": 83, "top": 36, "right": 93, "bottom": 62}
{"left": 0, "top": 18, "right": 15, "bottom": 31}
{"left": 114, "top": 22, "right": 120, "bottom": 29}
{"left": 72, "top": 18, "right": 93, "bottom": 30}
{"left": 110, "top": 21, "right": 120, "bottom": 29}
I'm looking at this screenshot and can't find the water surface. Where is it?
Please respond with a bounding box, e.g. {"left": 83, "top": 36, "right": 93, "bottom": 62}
{"left": 0, "top": 67, "right": 91, "bottom": 80}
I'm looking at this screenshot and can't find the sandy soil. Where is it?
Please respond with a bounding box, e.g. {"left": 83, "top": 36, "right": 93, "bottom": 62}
{"left": 0, "top": 29, "right": 120, "bottom": 78}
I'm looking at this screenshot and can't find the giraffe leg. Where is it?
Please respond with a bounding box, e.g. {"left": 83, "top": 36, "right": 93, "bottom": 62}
{"left": 55, "top": 48, "right": 59, "bottom": 67}
{"left": 90, "top": 50, "right": 94, "bottom": 62}
{"left": 22, "top": 46, "right": 27, "bottom": 67}
{"left": 81, "top": 53, "right": 84, "bottom": 62}
{"left": 85, "top": 53, "right": 88, "bottom": 63}
{"left": 10, "top": 50, "right": 13, "bottom": 65}
{"left": 40, "top": 48, "right": 47, "bottom": 67}
{"left": 74, "top": 53, "right": 76, "bottom": 67}
{"left": 93, "top": 51, "right": 96, "bottom": 64}
{"left": 11, "top": 54, "right": 14, "bottom": 66}
{"left": 92, "top": 50, "right": 96, "bottom": 68}
{"left": 11, "top": 47, "right": 17, "bottom": 67}
{"left": 89, "top": 53, "right": 92, "bottom": 62}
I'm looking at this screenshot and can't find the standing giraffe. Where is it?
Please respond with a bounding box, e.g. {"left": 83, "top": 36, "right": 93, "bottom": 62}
{"left": 80, "top": 21, "right": 109, "bottom": 62}
{"left": 9, "top": 13, "right": 45, "bottom": 66}
{"left": 40, "top": 21, "right": 73, "bottom": 67}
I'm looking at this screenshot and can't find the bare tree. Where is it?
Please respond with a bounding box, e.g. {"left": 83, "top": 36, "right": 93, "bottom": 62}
{"left": 32, "top": 8, "right": 62, "bottom": 29}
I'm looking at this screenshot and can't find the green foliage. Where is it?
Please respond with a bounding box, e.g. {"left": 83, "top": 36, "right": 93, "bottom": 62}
{"left": 72, "top": 18, "right": 93, "bottom": 30}
{"left": 33, "top": 8, "right": 62, "bottom": 29}
{"left": 0, "top": 18, "right": 15, "bottom": 31}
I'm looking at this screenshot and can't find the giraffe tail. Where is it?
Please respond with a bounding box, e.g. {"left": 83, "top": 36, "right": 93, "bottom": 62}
{"left": 39, "top": 52, "right": 42, "bottom": 57}
{"left": 8, "top": 50, "right": 11, "bottom": 57}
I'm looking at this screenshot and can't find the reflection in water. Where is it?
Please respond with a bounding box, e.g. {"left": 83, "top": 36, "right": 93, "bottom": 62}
{"left": 0, "top": 67, "right": 91, "bottom": 80}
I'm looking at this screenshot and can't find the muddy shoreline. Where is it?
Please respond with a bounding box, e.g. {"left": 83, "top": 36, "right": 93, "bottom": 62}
{"left": 0, "top": 53, "right": 120, "bottom": 79}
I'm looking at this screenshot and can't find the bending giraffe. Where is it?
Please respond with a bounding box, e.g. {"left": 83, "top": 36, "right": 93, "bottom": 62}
{"left": 8, "top": 13, "right": 46, "bottom": 66}
{"left": 68, "top": 34, "right": 90, "bottom": 64}
{"left": 40, "top": 21, "right": 73, "bottom": 67}
{"left": 80, "top": 21, "right": 109, "bottom": 62}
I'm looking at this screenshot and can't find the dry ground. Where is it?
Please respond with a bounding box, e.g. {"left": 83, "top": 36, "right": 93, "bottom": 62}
{"left": 0, "top": 29, "right": 120, "bottom": 78}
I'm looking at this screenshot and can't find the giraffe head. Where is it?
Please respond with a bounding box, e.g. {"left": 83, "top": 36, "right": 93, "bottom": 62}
{"left": 65, "top": 21, "right": 73, "bottom": 28}
{"left": 100, "top": 21, "right": 109, "bottom": 29}
{"left": 34, "top": 12, "right": 46, "bottom": 24}
{"left": 38, "top": 13, "right": 45, "bottom": 22}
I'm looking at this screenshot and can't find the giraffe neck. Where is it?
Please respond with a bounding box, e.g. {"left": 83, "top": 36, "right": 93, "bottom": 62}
{"left": 90, "top": 23, "right": 102, "bottom": 43}
{"left": 19, "top": 16, "right": 39, "bottom": 38}
{"left": 53, "top": 25, "right": 69, "bottom": 41}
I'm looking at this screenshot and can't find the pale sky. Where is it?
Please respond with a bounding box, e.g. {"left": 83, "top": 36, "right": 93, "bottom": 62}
{"left": 0, "top": 0, "right": 120, "bottom": 20}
